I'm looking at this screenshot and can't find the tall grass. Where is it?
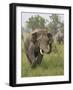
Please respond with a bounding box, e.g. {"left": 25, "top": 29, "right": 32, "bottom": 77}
{"left": 21, "top": 44, "right": 64, "bottom": 77}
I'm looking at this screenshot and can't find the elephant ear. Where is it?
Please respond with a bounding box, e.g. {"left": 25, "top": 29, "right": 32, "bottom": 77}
{"left": 47, "top": 32, "right": 52, "bottom": 38}
{"left": 31, "top": 30, "right": 38, "bottom": 44}
{"left": 31, "top": 29, "right": 42, "bottom": 43}
{"left": 47, "top": 32, "right": 53, "bottom": 44}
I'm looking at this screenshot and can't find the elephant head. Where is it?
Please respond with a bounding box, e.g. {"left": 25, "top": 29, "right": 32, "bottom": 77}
{"left": 31, "top": 29, "right": 53, "bottom": 55}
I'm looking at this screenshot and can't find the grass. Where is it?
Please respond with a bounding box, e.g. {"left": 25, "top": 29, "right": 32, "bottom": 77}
{"left": 21, "top": 43, "right": 64, "bottom": 77}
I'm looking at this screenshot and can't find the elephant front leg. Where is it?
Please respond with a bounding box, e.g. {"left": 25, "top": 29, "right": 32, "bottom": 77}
{"left": 26, "top": 53, "right": 37, "bottom": 68}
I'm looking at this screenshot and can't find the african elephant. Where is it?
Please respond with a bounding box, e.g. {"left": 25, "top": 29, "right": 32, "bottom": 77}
{"left": 53, "top": 30, "right": 64, "bottom": 44}
{"left": 24, "top": 29, "right": 53, "bottom": 68}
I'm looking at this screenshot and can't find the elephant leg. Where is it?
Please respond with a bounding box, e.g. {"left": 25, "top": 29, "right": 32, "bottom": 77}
{"left": 26, "top": 51, "right": 37, "bottom": 68}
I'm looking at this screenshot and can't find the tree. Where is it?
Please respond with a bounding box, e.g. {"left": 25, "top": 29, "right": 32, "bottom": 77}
{"left": 47, "top": 14, "right": 64, "bottom": 34}
{"left": 26, "top": 15, "right": 46, "bottom": 30}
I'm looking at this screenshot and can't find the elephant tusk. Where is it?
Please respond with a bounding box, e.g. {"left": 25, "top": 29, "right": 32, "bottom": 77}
{"left": 40, "top": 49, "right": 44, "bottom": 55}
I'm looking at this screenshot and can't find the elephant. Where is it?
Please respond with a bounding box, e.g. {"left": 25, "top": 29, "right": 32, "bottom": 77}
{"left": 24, "top": 29, "right": 53, "bottom": 68}
{"left": 53, "top": 30, "right": 64, "bottom": 44}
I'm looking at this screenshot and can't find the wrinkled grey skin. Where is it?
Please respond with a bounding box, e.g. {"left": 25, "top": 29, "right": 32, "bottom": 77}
{"left": 24, "top": 29, "right": 53, "bottom": 68}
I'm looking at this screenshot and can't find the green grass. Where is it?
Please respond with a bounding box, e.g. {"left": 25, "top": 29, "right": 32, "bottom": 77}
{"left": 21, "top": 44, "right": 64, "bottom": 77}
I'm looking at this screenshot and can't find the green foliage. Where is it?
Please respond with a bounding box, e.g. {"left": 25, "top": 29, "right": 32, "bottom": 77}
{"left": 26, "top": 14, "right": 64, "bottom": 33}
{"left": 47, "top": 14, "right": 64, "bottom": 34}
{"left": 21, "top": 44, "right": 64, "bottom": 77}
{"left": 26, "top": 15, "right": 46, "bottom": 30}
